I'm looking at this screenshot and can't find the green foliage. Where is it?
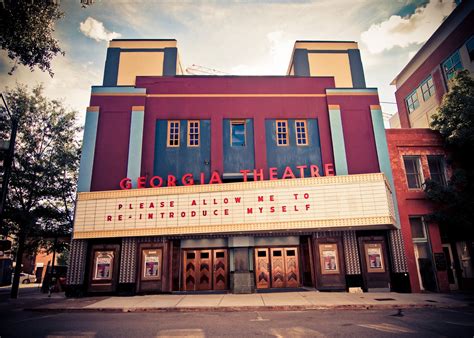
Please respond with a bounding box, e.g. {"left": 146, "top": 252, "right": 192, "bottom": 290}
{"left": 0, "top": 84, "right": 81, "bottom": 253}
{"left": 425, "top": 70, "right": 474, "bottom": 238}
{"left": 0, "top": 1, "right": 64, "bottom": 76}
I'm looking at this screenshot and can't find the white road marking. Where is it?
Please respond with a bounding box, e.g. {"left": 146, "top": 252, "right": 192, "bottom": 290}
{"left": 155, "top": 328, "right": 205, "bottom": 337}
{"left": 444, "top": 321, "right": 474, "bottom": 327}
{"left": 250, "top": 312, "right": 270, "bottom": 322}
{"left": 358, "top": 323, "right": 415, "bottom": 333}
{"left": 270, "top": 326, "right": 326, "bottom": 337}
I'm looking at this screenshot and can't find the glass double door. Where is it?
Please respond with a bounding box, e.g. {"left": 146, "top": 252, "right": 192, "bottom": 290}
{"left": 255, "top": 247, "right": 300, "bottom": 289}
{"left": 182, "top": 249, "right": 228, "bottom": 291}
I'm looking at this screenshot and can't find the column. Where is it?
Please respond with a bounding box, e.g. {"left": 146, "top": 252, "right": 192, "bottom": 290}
{"left": 328, "top": 105, "right": 348, "bottom": 175}
{"left": 127, "top": 106, "right": 145, "bottom": 188}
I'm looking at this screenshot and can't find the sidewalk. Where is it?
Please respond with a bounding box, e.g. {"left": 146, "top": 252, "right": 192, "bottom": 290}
{"left": 24, "top": 290, "right": 474, "bottom": 313}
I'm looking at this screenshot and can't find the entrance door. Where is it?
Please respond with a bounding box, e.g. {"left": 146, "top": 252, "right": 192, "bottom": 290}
{"left": 213, "top": 250, "right": 228, "bottom": 290}
{"left": 284, "top": 248, "right": 299, "bottom": 288}
{"left": 255, "top": 249, "right": 270, "bottom": 289}
{"left": 255, "top": 247, "right": 300, "bottom": 289}
{"left": 197, "top": 250, "right": 212, "bottom": 290}
{"left": 271, "top": 248, "right": 286, "bottom": 288}
{"left": 358, "top": 237, "right": 391, "bottom": 290}
{"left": 182, "top": 249, "right": 228, "bottom": 291}
{"left": 443, "top": 244, "right": 459, "bottom": 290}
{"left": 183, "top": 250, "right": 198, "bottom": 291}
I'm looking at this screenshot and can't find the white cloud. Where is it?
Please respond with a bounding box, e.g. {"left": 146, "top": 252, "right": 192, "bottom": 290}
{"left": 79, "top": 17, "right": 121, "bottom": 42}
{"left": 0, "top": 50, "right": 102, "bottom": 124}
{"left": 360, "top": 0, "right": 455, "bottom": 54}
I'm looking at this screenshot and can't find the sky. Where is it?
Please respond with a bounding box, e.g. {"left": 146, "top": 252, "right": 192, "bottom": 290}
{"left": 0, "top": 0, "right": 457, "bottom": 125}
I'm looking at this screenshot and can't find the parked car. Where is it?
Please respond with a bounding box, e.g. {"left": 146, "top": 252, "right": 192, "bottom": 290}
{"left": 12, "top": 273, "right": 37, "bottom": 284}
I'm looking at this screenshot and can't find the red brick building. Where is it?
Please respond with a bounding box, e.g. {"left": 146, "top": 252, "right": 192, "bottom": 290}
{"left": 386, "top": 129, "right": 451, "bottom": 292}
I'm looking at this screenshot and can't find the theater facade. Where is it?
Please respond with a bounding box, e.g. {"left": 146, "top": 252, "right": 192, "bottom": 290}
{"left": 66, "top": 39, "right": 409, "bottom": 295}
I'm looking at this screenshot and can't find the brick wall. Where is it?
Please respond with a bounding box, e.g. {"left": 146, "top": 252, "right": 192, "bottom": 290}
{"left": 386, "top": 129, "right": 450, "bottom": 292}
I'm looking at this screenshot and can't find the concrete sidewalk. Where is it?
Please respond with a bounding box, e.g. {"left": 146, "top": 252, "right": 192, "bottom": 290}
{"left": 25, "top": 291, "right": 474, "bottom": 313}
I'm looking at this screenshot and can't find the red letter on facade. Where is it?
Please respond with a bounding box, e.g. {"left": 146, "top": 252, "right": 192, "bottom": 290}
{"left": 310, "top": 165, "right": 321, "bottom": 177}
{"left": 240, "top": 170, "right": 251, "bottom": 182}
{"left": 167, "top": 175, "right": 177, "bottom": 186}
{"left": 296, "top": 165, "right": 307, "bottom": 178}
{"left": 137, "top": 176, "right": 146, "bottom": 188}
{"left": 182, "top": 173, "right": 194, "bottom": 186}
{"left": 149, "top": 176, "right": 163, "bottom": 188}
{"left": 282, "top": 166, "right": 296, "bottom": 179}
{"left": 269, "top": 167, "right": 278, "bottom": 180}
{"left": 120, "top": 178, "right": 132, "bottom": 190}
{"left": 324, "top": 163, "right": 335, "bottom": 176}
{"left": 209, "top": 171, "right": 222, "bottom": 184}
{"left": 253, "top": 169, "right": 264, "bottom": 181}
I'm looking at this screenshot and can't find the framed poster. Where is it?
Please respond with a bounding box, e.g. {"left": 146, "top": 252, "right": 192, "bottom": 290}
{"left": 142, "top": 249, "right": 162, "bottom": 280}
{"left": 319, "top": 243, "right": 340, "bottom": 274}
{"left": 364, "top": 243, "right": 385, "bottom": 273}
{"left": 93, "top": 251, "right": 114, "bottom": 281}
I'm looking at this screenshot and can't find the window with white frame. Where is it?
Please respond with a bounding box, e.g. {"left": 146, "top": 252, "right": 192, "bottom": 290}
{"left": 420, "top": 76, "right": 435, "bottom": 101}
{"left": 295, "top": 120, "right": 308, "bottom": 146}
{"left": 187, "top": 120, "right": 200, "bottom": 147}
{"left": 167, "top": 120, "right": 180, "bottom": 147}
{"left": 405, "top": 90, "right": 420, "bottom": 114}
{"left": 403, "top": 156, "right": 423, "bottom": 189}
{"left": 410, "top": 217, "right": 427, "bottom": 241}
{"left": 276, "top": 120, "right": 288, "bottom": 146}
{"left": 442, "top": 50, "right": 463, "bottom": 81}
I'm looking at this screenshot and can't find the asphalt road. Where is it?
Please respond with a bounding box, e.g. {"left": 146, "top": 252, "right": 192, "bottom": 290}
{"left": 0, "top": 305, "right": 474, "bottom": 337}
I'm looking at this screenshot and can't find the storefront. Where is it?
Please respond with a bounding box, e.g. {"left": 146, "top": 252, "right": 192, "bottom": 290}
{"left": 65, "top": 39, "right": 410, "bottom": 296}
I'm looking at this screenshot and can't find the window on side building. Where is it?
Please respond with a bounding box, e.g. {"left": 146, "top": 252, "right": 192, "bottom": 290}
{"left": 187, "top": 120, "right": 200, "bottom": 147}
{"left": 167, "top": 120, "right": 180, "bottom": 147}
{"left": 466, "top": 36, "right": 474, "bottom": 61}
{"left": 276, "top": 120, "right": 288, "bottom": 146}
{"left": 410, "top": 217, "right": 427, "bottom": 241}
{"left": 405, "top": 90, "right": 420, "bottom": 113}
{"left": 420, "top": 76, "right": 435, "bottom": 101}
{"left": 403, "top": 156, "right": 423, "bottom": 189}
{"left": 230, "top": 120, "right": 246, "bottom": 147}
{"left": 442, "top": 50, "right": 463, "bottom": 81}
{"left": 295, "top": 120, "right": 308, "bottom": 146}
{"left": 427, "top": 155, "right": 447, "bottom": 186}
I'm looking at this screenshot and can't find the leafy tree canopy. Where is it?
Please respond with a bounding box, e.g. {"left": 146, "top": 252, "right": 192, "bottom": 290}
{"left": 0, "top": 0, "right": 64, "bottom": 76}
{"left": 0, "top": 85, "right": 81, "bottom": 297}
{"left": 425, "top": 70, "right": 474, "bottom": 238}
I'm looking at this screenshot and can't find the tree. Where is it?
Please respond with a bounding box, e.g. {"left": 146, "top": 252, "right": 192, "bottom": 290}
{"left": 0, "top": 85, "right": 81, "bottom": 298}
{"left": 424, "top": 70, "right": 474, "bottom": 238}
{"left": 0, "top": 0, "right": 64, "bottom": 76}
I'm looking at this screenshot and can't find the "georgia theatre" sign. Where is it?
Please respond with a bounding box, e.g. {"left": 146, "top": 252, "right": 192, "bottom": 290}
{"left": 73, "top": 166, "right": 397, "bottom": 239}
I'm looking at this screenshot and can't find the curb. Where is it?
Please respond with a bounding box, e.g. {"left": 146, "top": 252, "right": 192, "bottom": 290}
{"left": 25, "top": 303, "right": 469, "bottom": 313}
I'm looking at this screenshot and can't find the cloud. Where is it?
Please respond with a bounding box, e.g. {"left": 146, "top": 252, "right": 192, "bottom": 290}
{"left": 360, "top": 0, "right": 455, "bottom": 54}
{"left": 79, "top": 17, "right": 121, "bottom": 42}
{"left": 0, "top": 50, "right": 102, "bottom": 124}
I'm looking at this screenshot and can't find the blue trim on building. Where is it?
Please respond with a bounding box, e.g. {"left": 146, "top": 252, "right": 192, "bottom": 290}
{"left": 265, "top": 119, "right": 323, "bottom": 177}
{"left": 223, "top": 119, "right": 255, "bottom": 174}
{"left": 91, "top": 86, "right": 146, "bottom": 94}
{"left": 348, "top": 49, "right": 366, "bottom": 88}
{"left": 328, "top": 108, "right": 349, "bottom": 175}
{"left": 154, "top": 120, "right": 211, "bottom": 183}
{"left": 370, "top": 108, "right": 400, "bottom": 226}
{"left": 127, "top": 110, "right": 145, "bottom": 188}
{"left": 77, "top": 110, "right": 100, "bottom": 192}
{"left": 103, "top": 48, "right": 120, "bottom": 86}
{"left": 293, "top": 49, "right": 310, "bottom": 76}
{"left": 163, "top": 47, "right": 178, "bottom": 76}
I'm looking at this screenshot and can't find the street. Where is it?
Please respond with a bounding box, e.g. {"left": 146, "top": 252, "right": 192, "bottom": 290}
{"left": 1, "top": 304, "right": 474, "bottom": 337}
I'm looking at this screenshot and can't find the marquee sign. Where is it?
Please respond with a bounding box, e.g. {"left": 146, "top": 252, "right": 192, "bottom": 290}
{"left": 74, "top": 173, "right": 396, "bottom": 239}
